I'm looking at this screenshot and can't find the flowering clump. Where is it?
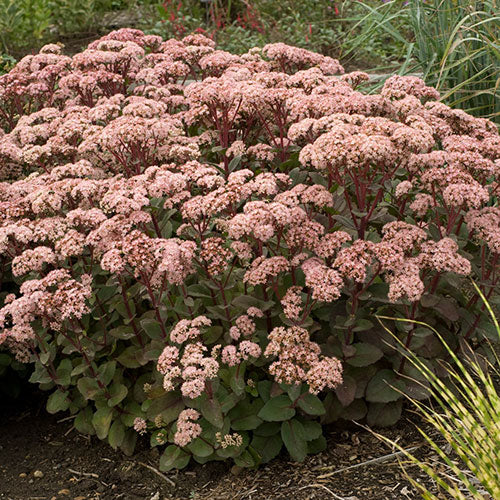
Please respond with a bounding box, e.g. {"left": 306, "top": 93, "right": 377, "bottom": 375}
{"left": 0, "top": 29, "right": 498, "bottom": 469}
{"left": 265, "top": 326, "right": 342, "bottom": 394}
{"left": 174, "top": 409, "right": 202, "bottom": 447}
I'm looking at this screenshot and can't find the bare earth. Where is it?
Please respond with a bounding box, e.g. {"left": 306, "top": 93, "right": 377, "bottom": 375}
{"left": 0, "top": 392, "right": 441, "bottom": 500}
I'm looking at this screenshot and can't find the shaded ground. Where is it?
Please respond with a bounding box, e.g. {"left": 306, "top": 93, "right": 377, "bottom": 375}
{"left": 0, "top": 391, "right": 443, "bottom": 500}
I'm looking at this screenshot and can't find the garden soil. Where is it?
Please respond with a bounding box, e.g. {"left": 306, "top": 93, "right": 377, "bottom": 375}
{"left": 0, "top": 392, "right": 439, "bottom": 500}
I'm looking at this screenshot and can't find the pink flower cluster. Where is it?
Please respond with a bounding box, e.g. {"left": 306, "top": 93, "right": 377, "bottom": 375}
{"left": 264, "top": 326, "right": 343, "bottom": 394}
{"left": 157, "top": 317, "right": 219, "bottom": 398}
{"left": 174, "top": 409, "right": 202, "bottom": 447}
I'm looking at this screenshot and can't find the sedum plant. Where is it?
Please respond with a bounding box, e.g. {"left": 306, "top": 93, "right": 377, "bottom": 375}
{"left": 0, "top": 29, "right": 499, "bottom": 470}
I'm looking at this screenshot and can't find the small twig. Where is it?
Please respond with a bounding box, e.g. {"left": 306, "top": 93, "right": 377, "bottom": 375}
{"left": 299, "top": 483, "right": 359, "bottom": 500}
{"left": 240, "top": 487, "right": 258, "bottom": 498}
{"left": 137, "top": 461, "right": 176, "bottom": 487}
{"left": 63, "top": 425, "right": 75, "bottom": 437}
{"left": 57, "top": 415, "right": 76, "bottom": 423}
{"left": 316, "top": 446, "right": 423, "bottom": 479}
{"left": 68, "top": 468, "right": 99, "bottom": 478}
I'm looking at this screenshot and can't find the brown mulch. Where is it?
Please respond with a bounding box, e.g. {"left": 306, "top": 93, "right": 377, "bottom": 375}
{"left": 0, "top": 390, "right": 445, "bottom": 500}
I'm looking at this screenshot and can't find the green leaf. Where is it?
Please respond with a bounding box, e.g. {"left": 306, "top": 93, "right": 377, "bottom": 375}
{"left": 187, "top": 437, "right": 214, "bottom": 458}
{"left": 228, "top": 154, "right": 242, "bottom": 171}
{"left": 307, "top": 435, "right": 327, "bottom": 454}
{"left": 205, "top": 304, "right": 230, "bottom": 321}
{"left": 55, "top": 359, "right": 72, "bottom": 386}
{"left": 145, "top": 393, "right": 184, "bottom": 425}
{"left": 120, "top": 429, "right": 137, "bottom": 456}
{"left": 98, "top": 361, "right": 116, "bottom": 386}
{"left": 251, "top": 434, "right": 282, "bottom": 463}
{"left": 46, "top": 389, "right": 70, "bottom": 414}
{"left": 29, "top": 364, "right": 53, "bottom": 384}
{"left": 203, "top": 325, "right": 223, "bottom": 344}
{"left": 229, "top": 364, "right": 246, "bottom": 396}
{"left": 108, "top": 420, "right": 125, "bottom": 450}
{"left": 77, "top": 377, "right": 100, "bottom": 400}
{"left": 233, "top": 450, "right": 255, "bottom": 468}
{"left": 71, "top": 362, "right": 88, "bottom": 377}
{"left": 228, "top": 399, "right": 263, "bottom": 431}
{"left": 232, "top": 295, "right": 274, "bottom": 312}
{"left": 301, "top": 420, "right": 322, "bottom": 441}
{"left": 353, "top": 319, "right": 374, "bottom": 332}
{"left": 109, "top": 325, "right": 135, "bottom": 340}
{"left": 159, "top": 445, "right": 190, "bottom": 471}
{"left": 116, "top": 346, "right": 143, "bottom": 368}
{"left": 366, "top": 283, "right": 390, "bottom": 300}
{"left": 231, "top": 413, "right": 262, "bottom": 431}
{"left": 341, "top": 399, "right": 368, "bottom": 421}
{"left": 192, "top": 453, "right": 217, "bottom": 465}
{"left": 215, "top": 433, "right": 248, "bottom": 458}
{"left": 257, "top": 380, "right": 272, "bottom": 402}
{"left": 200, "top": 398, "right": 224, "bottom": 428}
{"left": 335, "top": 376, "right": 356, "bottom": 407}
{"left": 114, "top": 298, "right": 136, "bottom": 319}
{"left": 409, "top": 328, "right": 435, "bottom": 350}
{"left": 367, "top": 400, "right": 403, "bottom": 427}
{"left": 107, "top": 383, "right": 128, "bottom": 407}
{"left": 92, "top": 407, "right": 113, "bottom": 440}
{"left": 283, "top": 383, "right": 301, "bottom": 401}
{"left": 281, "top": 419, "right": 307, "bottom": 462}
{"left": 220, "top": 392, "right": 242, "bottom": 413}
{"left": 187, "top": 284, "right": 212, "bottom": 298}
{"left": 97, "top": 285, "right": 117, "bottom": 302}
{"left": 40, "top": 351, "right": 51, "bottom": 365}
{"left": 74, "top": 407, "right": 95, "bottom": 435}
{"left": 322, "top": 394, "right": 367, "bottom": 424}
{"left": 258, "top": 395, "right": 295, "bottom": 422}
{"left": 345, "top": 343, "right": 384, "bottom": 367}
{"left": 297, "top": 393, "right": 325, "bottom": 416}
{"left": 140, "top": 318, "right": 164, "bottom": 340}
{"left": 254, "top": 421, "right": 281, "bottom": 437}
{"left": 366, "top": 370, "right": 405, "bottom": 403}
{"left": 434, "top": 297, "right": 459, "bottom": 322}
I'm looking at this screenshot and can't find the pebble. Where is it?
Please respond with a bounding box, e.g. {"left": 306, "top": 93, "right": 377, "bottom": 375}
{"left": 19, "top": 473, "right": 27, "bottom": 478}
{"left": 33, "top": 470, "right": 44, "bottom": 478}
{"left": 230, "top": 465, "right": 243, "bottom": 476}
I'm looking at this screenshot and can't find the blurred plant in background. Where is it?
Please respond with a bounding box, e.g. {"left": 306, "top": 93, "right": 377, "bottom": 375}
{"left": 145, "top": 0, "right": 409, "bottom": 68}
{"left": 0, "top": 0, "right": 52, "bottom": 55}
{"left": 0, "top": 0, "right": 410, "bottom": 68}
{"left": 0, "top": 0, "right": 140, "bottom": 56}
{"left": 4, "top": 0, "right": 497, "bottom": 120}
{"left": 0, "top": 53, "right": 17, "bottom": 74}
{"left": 407, "top": 0, "right": 499, "bottom": 119}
